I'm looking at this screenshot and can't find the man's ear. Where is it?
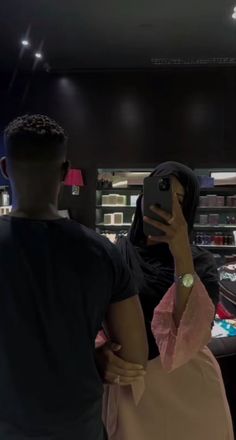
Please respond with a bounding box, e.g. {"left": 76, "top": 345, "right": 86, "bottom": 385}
{"left": 0, "top": 157, "right": 9, "bottom": 180}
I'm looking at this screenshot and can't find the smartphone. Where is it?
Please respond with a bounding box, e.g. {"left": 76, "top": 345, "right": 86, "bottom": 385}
{"left": 143, "top": 176, "right": 172, "bottom": 237}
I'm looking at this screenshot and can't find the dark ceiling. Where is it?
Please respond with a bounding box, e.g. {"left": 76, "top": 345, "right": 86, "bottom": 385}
{"left": 1, "top": 0, "right": 236, "bottom": 72}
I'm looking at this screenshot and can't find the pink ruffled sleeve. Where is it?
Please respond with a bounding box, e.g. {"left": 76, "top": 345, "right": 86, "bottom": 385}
{"left": 151, "top": 278, "right": 215, "bottom": 372}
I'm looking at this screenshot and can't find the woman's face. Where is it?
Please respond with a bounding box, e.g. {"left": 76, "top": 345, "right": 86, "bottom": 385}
{"left": 171, "top": 176, "right": 185, "bottom": 208}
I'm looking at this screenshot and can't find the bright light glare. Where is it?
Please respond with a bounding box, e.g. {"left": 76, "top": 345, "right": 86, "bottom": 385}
{"left": 35, "top": 52, "right": 43, "bottom": 59}
{"left": 21, "top": 40, "right": 29, "bottom": 46}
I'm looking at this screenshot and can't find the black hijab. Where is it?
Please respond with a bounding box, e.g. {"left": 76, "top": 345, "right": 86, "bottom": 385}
{"left": 117, "top": 162, "right": 218, "bottom": 359}
{"left": 129, "top": 161, "right": 200, "bottom": 246}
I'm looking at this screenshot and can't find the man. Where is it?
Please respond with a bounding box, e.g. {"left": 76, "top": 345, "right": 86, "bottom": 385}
{"left": 0, "top": 114, "right": 148, "bottom": 439}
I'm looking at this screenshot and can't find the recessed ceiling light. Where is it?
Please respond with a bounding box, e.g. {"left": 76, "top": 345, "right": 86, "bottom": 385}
{"left": 21, "top": 40, "right": 30, "bottom": 46}
{"left": 232, "top": 12, "right": 236, "bottom": 19}
{"left": 35, "top": 52, "right": 43, "bottom": 59}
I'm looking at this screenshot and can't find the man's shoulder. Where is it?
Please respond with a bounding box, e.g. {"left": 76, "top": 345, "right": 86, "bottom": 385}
{"left": 66, "top": 220, "right": 116, "bottom": 256}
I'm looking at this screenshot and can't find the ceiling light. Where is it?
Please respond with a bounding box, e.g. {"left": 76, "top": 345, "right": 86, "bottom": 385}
{"left": 21, "top": 40, "right": 30, "bottom": 46}
{"left": 35, "top": 52, "right": 43, "bottom": 59}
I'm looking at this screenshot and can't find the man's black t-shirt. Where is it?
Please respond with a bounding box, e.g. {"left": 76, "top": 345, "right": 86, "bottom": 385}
{"left": 0, "top": 217, "right": 135, "bottom": 439}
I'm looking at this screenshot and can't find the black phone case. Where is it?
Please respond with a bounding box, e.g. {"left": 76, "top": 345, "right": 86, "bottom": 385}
{"left": 143, "top": 176, "right": 172, "bottom": 237}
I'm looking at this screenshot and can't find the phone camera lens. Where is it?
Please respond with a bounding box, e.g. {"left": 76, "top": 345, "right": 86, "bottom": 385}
{"left": 159, "top": 178, "right": 170, "bottom": 191}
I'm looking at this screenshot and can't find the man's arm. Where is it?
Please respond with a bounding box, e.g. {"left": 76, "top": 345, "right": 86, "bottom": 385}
{"left": 104, "top": 295, "right": 148, "bottom": 368}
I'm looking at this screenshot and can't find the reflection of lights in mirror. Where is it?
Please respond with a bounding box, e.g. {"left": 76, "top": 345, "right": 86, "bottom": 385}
{"left": 35, "top": 52, "right": 43, "bottom": 59}
{"left": 21, "top": 40, "right": 30, "bottom": 47}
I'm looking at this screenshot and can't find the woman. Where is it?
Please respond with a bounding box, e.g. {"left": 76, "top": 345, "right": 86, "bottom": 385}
{"left": 98, "top": 162, "right": 234, "bottom": 440}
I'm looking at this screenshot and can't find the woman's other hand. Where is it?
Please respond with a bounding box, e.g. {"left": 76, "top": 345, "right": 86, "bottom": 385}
{"left": 95, "top": 342, "right": 146, "bottom": 385}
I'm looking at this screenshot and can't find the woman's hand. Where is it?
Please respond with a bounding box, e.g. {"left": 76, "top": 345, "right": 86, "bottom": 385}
{"left": 144, "top": 192, "right": 191, "bottom": 260}
{"left": 95, "top": 342, "right": 146, "bottom": 386}
{"left": 144, "top": 191, "right": 195, "bottom": 324}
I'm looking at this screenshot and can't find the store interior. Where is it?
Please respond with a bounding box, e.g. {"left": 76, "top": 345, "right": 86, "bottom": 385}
{"left": 1, "top": 0, "right": 236, "bottom": 433}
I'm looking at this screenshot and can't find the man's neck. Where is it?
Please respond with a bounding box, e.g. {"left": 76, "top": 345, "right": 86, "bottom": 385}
{"left": 10, "top": 203, "right": 61, "bottom": 220}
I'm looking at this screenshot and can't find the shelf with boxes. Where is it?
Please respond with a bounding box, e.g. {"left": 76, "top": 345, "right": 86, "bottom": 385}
{"left": 96, "top": 223, "right": 132, "bottom": 228}
{"left": 194, "top": 225, "right": 236, "bottom": 230}
{"left": 96, "top": 168, "right": 151, "bottom": 234}
{"left": 200, "top": 245, "right": 236, "bottom": 250}
{"left": 96, "top": 168, "right": 236, "bottom": 256}
{"left": 193, "top": 171, "right": 236, "bottom": 252}
{"left": 96, "top": 192, "right": 138, "bottom": 228}
{"left": 96, "top": 205, "right": 135, "bottom": 209}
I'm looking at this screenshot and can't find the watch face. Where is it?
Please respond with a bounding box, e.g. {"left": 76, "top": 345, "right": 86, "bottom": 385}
{"left": 182, "top": 274, "right": 194, "bottom": 288}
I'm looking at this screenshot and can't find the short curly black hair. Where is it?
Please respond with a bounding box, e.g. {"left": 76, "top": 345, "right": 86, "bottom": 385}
{"left": 4, "top": 114, "right": 68, "bottom": 162}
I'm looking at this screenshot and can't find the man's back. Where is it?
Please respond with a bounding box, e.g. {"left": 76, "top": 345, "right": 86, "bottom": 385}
{"left": 0, "top": 216, "right": 134, "bottom": 439}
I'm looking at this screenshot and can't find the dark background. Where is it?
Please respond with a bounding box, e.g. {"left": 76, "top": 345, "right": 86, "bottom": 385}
{"left": 1, "top": 68, "right": 236, "bottom": 227}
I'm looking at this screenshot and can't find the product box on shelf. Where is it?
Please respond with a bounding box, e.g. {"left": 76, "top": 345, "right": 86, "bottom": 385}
{"left": 103, "top": 212, "right": 124, "bottom": 225}
{"left": 0, "top": 206, "right": 12, "bottom": 216}
{"left": 101, "top": 194, "right": 127, "bottom": 206}
{"left": 130, "top": 195, "right": 139, "bottom": 207}
{"left": 197, "top": 176, "right": 214, "bottom": 188}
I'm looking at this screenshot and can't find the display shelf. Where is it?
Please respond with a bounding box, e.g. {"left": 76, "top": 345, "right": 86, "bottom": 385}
{"left": 197, "top": 207, "right": 236, "bottom": 212}
{"left": 96, "top": 187, "right": 142, "bottom": 192}
{"left": 200, "top": 187, "right": 236, "bottom": 195}
{"left": 194, "top": 224, "right": 236, "bottom": 230}
{"left": 96, "top": 205, "right": 136, "bottom": 209}
{"left": 96, "top": 223, "right": 132, "bottom": 228}
{"left": 199, "top": 245, "right": 236, "bottom": 250}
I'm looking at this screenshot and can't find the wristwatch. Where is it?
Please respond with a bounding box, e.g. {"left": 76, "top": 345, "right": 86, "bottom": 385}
{"left": 174, "top": 273, "right": 195, "bottom": 288}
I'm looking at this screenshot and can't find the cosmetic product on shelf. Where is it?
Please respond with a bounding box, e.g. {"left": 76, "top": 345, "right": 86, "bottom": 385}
{"left": 112, "top": 180, "right": 128, "bottom": 188}
{"left": 199, "top": 215, "right": 209, "bottom": 225}
{"left": 107, "top": 194, "right": 119, "bottom": 205}
{"left": 97, "top": 178, "right": 113, "bottom": 189}
{"left": 199, "top": 196, "right": 208, "bottom": 207}
{"left": 104, "top": 214, "right": 114, "bottom": 225}
{"left": 207, "top": 195, "right": 217, "bottom": 207}
{"left": 1, "top": 189, "right": 10, "bottom": 207}
{"left": 194, "top": 232, "right": 234, "bottom": 247}
{"left": 130, "top": 195, "right": 139, "bottom": 207}
{"left": 113, "top": 213, "right": 123, "bottom": 225}
{"left": 0, "top": 206, "right": 12, "bottom": 216}
{"left": 227, "top": 196, "right": 234, "bottom": 207}
{"left": 197, "top": 176, "right": 214, "bottom": 188}
{"left": 233, "top": 231, "right": 236, "bottom": 246}
{"left": 209, "top": 214, "right": 220, "bottom": 226}
{"left": 116, "top": 195, "right": 127, "bottom": 206}
{"left": 223, "top": 235, "right": 228, "bottom": 246}
{"left": 216, "top": 196, "right": 225, "bottom": 207}
{"left": 101, "top": 195, "right": 110, "bottom": 206}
